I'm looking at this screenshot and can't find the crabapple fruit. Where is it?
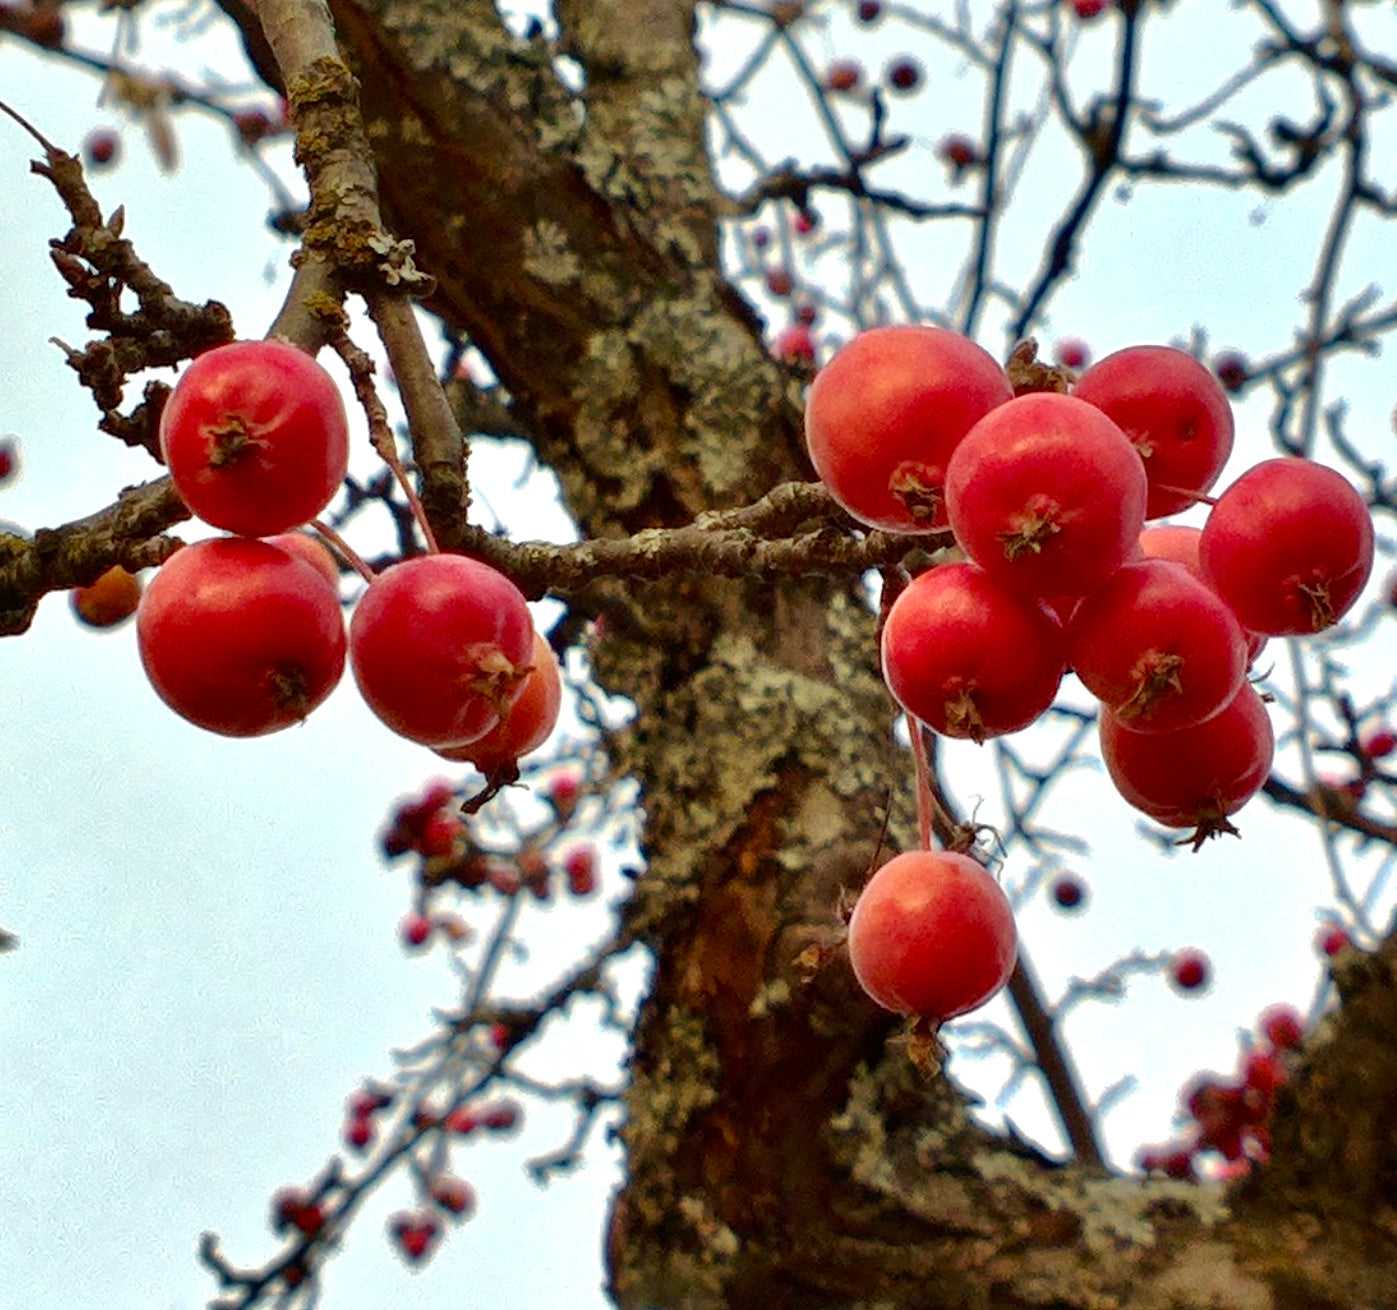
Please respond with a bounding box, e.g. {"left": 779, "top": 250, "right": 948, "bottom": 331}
{"left": 945, "top": 392, "right": 1147, "bottom": 601}
{"left": 1099, "top": 681, "right": 1274, "bottom": 844}
{"left": 71, "top": 564, "right": 142, "bottom": 629}
{"left": 349, "top": 554, "right": 534, "bottom": 748}
{"left": 805, "top": 326, "right": 1013, "bottom": 533}
{"left": 1200, "top": 458, "right": 1374, "bottom": 635}
{"left": 1138, "top": 524, "right": 1266, "bottom": 665}
{"left": 880, "top": 562, "right": 1065, "bottom": 742}
{"left": 1170, "top": 949, "right": 1210, "bottom": 992}
{"left": 159, "top": 339, "right": 350, "bottom": 538}
{"left": 83, "top": 128, "right": 119, "bottom": 167}
{"left": 435, "top": 631, "right": 561, "bottom": 770}
{"left": 1259, "top": 1004, "right": 1304, "bottom": 1051}
{"left": 846, "top": 850, "right": 1017, "bottom": 1021}
{"left": 1066, "top": 558, "right": 1247, "bottom": 732}
{"left": 1072, "top": 345, "right": 1234, "bottom": 519}
{"left": 1051, "top": 875, "right": 1086, "bottom": 911}
{"left": 137, "top": 538, "right": 346, "bottom": 737}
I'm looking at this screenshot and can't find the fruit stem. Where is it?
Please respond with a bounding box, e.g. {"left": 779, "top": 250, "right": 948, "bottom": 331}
{"left": 1153, "top": 484, "right": 1218, "bottom": 508}
{"left": 372, "top": 429, "right": 441, "bottom": 555}
{"left": 310, "top": 519, "right": 377, "bottom": 584}
{"left": 909, "top": 714, "right": 935, "bottom": 852}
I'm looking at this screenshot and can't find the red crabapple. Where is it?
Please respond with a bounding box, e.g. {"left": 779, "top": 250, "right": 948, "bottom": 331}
{"left": 233, "top": 108, "right": 275, "bottom": 146}
{"left": 1316, "top": 925, "right": 1349, "bottom": 957}
{"left": 159, "top": 339, "right": 350, "bottom": 538}
{"left": 400, "top": 913, "right": 434, "bottom": 949}
{"left": 429, "top": 1176, "right": 476, "bottom": 1219}
{"left": 1138, "top": 524, "right": 1266, "bottom": 665}
{"left": 1362, "top": 728, "right": 1397, "bottom": 759}
{"left": 1099, "top": 681, "right": 1274, "bottom": 845}
{"left": 349, "top": 554, "right": 534, "bottom": 748}
{"left": 83, "top": 128, "right": 120, "bottom": 167}
{"left": 547, "top": 770, "right": 582, "bottom": 817}
{"left": 945, "top": 392, "right": 1147, "bottom": 601}
{"left": 445, "top": 1107, "right": 479, "bottom": 1135}
{"left": 886, "top": 58, "right": 921, "bottom": 92}
{"left": 1213, "top": 352, "right": 1249, "bottom": 394}
{"left": 564, "top": 846, "right": 598, "bottom": 897}
{"left": 1066, "top": 558, "right": 1247, "bottom": 732}
{"left": 846, "top": 850, "right": 1017, "bottom": 1021}
{"left": 1259, "top": 1004, "right": 1304, "bottom": 1051}
{"left": 936, "top": 134, "right": 978, "bottom": 171}
{"left": 805, "top": 326, "right": 1013, "bottom": 533}
{"left": 0, "top": 437, "right": 18, "bottom": 483}
{"left": 1055, "top": 338, "right": 1090, "bottom": 370}
{"left": 881, "top": 562, "right": 1065, "bottom": 742}
{"left": 389, "top": 1212, "right": 440, "bottom": 1264}
{"left": 773, "top": 324, "right": 816, "bottom": 365}
{"left": 824, "top": 59, "right": 863, "bottom": 92}
{"left": 137, "top": 538, "right": 346, "bottom": 737}
{"left": 435, "top": 632, "right": 562, "bottom": 771}
{"left": 1170, "top": 949, "right": 1210, "bottom": 992}
{"left": 1200, "top": 458, "right": 1374, "bottom": 635}
{"left": 345, "top": 1116, "right": 374, "bottom": 1150}
{"left": 1051, "top": 875, "right": 1086, "bottom": 911}
{"left": 1072, "top": 345, "right": 1234, "bottom": 519}
{"left": 480, "top": 1099, "right": 522, "bottom": 1132}
{"left": 273, "top": 1188, "right": 325, "bottom": 1238}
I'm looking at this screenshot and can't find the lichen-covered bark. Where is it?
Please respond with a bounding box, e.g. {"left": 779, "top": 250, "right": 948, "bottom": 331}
{"left": 216, "top": 2, "right": 1397, "bottom": 1305}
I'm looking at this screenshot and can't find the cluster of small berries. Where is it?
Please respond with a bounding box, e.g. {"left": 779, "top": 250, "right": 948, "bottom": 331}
{"left": 267, "top": 1078, "right": 502, "bottom": 1276}
{"left": 1137, "top": 1003, "right": 1306, "bottom": 1180}
{"left": 134, "top": 340, "right": 561, "bottom": 773}
{"left": 382, "top": 772, "right": 600, "bottom": 957}
{"left": 809, "top": 324, "right": 1374, "bottom": 1024}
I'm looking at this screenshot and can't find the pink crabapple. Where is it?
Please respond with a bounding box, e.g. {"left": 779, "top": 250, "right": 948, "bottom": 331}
{"left": 846, "top": 850, "right": 1018, "bottom": 1021}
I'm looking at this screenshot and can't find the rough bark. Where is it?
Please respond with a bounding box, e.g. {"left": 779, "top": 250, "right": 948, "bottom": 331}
{"left": 212, "top": 2, "right": 1397, "bottom": 1305}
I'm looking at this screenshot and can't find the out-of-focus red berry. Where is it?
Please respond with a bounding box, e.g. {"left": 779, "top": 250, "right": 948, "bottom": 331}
{"left": 1055, "top": 338, "right": 1090, "bottom": 370}
{"left": 1259, "top": 1004, "right": 1304, "bottom": 1051}
{"left": 936, "top": 134, "right": 978, "bottom": 172}
{"left": 1213, "top": 351, "right": 1249, "bottom": 394}
{"left": 1362, "top": 728, "right": 1397, "bottom": 759}
{"left": 345, "top": 1116, "right": 374, "bottom": 1150}
{"left": 773, "top": 324, "right": 815, "bottom": 364}
{"left": 1170, "top": 949, "right": 1209, "bottom": 993}
{"left": 84, "top": 129, "right": 120, "bottom": 168}
{"left": 1316, "top": 924, "right": 1350, "bottom": 957}
{"left": 886, "top": 58, "right": 922, "bottom": 92}
{"left": 824, "top": 59, "right": 863, "bottom": 93}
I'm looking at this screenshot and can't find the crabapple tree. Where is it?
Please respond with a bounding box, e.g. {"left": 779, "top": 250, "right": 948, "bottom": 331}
{"left": 3, "top": 2, "right": 1397, "bottom": 1308}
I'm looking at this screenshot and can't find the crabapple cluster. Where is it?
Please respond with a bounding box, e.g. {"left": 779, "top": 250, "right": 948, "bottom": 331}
{"left": 136, "top": 340, "right": 351, "bottom": 736}
{"left": 135, "top": 339, "right": 562, "bottom": 772}
{"left": 1137, "top": 1002, "right": 1307, "bottom": 1180}
{"left": 807, "top": 325, "right": 1375, "bottom": 1021}
{"left": 810, "top": 326, "right": 1375, "bottom": 844}
{"left": 380, "top": 771, "right": 601, "bottom": 928}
